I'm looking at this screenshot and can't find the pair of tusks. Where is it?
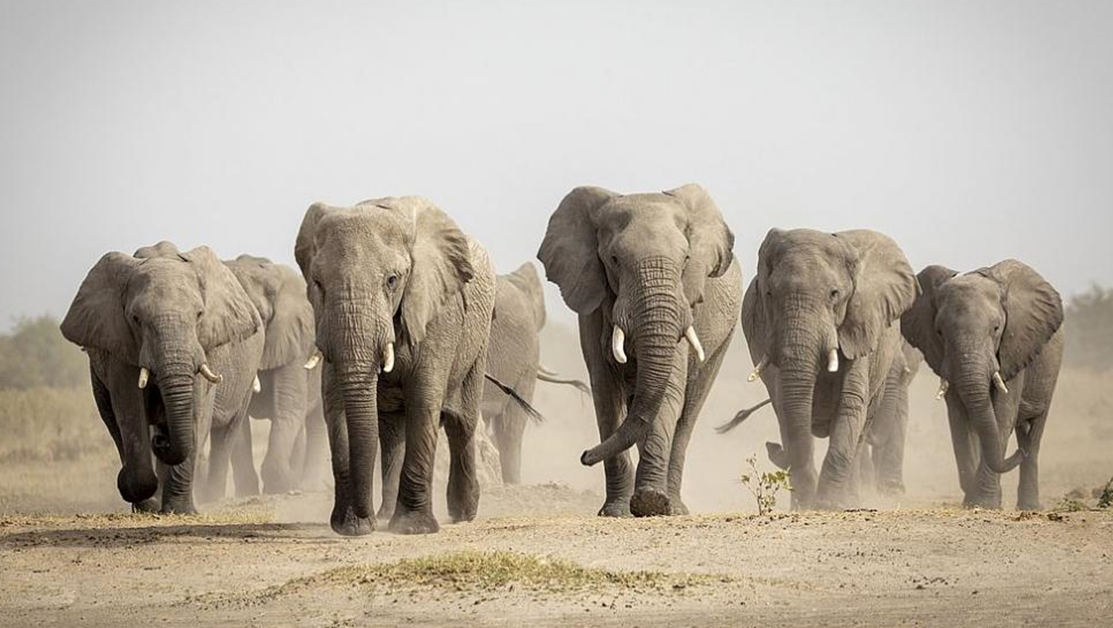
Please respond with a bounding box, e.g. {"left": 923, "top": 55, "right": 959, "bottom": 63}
{"left": 609, "top": 325, "right": 705, "bottom": 364}
{"left": 302, "top": 344, "right": 395, "bottom": 373}
{"left": 935, "top": 372, "right": 1009, "bottom": 400}
{"left": 745, "top": 349, "right": 839, "bottom": 383}
{"left": 137, "top": 364, "right": 223, "bottom": 389}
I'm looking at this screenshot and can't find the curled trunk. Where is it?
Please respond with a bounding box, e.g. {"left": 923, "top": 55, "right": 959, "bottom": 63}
{"left": 956, "top": 374, "right": 1024, "bottom": 473}
{"left": 155, "top": 372, "right": 195, "bottom": 466}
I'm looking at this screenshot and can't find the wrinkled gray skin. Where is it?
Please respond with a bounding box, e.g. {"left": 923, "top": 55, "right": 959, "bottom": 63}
{"left": 718, "top": 341, "right": 922, "bottom": 497}
{"left": 296, "top": 197, "right": 495, "bottom": 536}
{"left": 482, "top": 262, "right": 589, "bottom": 484}
{"left": 902, "top": 261, "right": 1064, "bottom": 510}
{"left": 225, "top": 255, "right": 327, "bottom": 495}
{"left": 538, "top": 184, "right": 741, "bottom": 517}
{"left": 61, "top": 242, "right": 263, "bottom": 513}
{"left": 742, "top": 229, "right": 918, "bottom": 510}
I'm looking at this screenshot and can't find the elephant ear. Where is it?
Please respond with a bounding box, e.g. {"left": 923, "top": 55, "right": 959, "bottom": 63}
{"left": 229, "top": 256, "right": 314, "bottom": 370}
{"left": 740, "top": 276, "right": 769, "bottom": 366}
{"left": 835, "top": 230, "right": 918, "bottom": 360}
{"left": 396, "top": 198, "right": 476, "bottom": 347}
{"left": 180, "top": 246, "right": 262, "bottom": 351}
{"left": 537, "top": 186, "right": 616, "bottom": 315}
{"left": 61, "top": 252, "right": 141, "bottom": 363}
{"left": 900, "top": 265, "right": 957, "bottom": 376}
{"left": 983, "top": 259, "right": 1063, "bottom": 382}
{"left": 505, "top": 261, "right": 546, "bottom": 329}
{"left": 663, "top": 184, "right": 735, "bottom": 306}
{"left": 294, "top": 202, "right": 330, "bottom": 278}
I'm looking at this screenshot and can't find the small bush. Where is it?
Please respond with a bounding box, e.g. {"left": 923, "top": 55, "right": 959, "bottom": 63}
{"left": 0, "top": 386, "right": 107, "bottom": 463}
{"left": 1098, "top": 478, "right": 1113, "bottom": 509}
{"left": 739, "top": 454, "right": 792, "bottom": 516}
{"left": 0, "top": 315, "right": 87, "bottom": 390}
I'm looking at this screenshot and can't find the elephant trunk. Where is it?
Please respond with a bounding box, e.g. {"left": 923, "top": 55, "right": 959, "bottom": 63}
{"left": 338, "top": 363, "right": 379, "bottom": 519}
{"left": 581, "top": 258, "right": 681, "bottom": 466}
{"left": 954, "top": 358, "right": 1024, "bottom": 474}
{"left": 153, "top": 370, "right": 196, "bottom": 466}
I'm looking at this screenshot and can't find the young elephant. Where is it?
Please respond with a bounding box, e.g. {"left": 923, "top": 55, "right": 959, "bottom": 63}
{"left": 61, "top": 242, "right": 263, "bottom": 513}
{"left": 538, "top": 184, "right": 741, "bottom": 517}
{"left": 295, "top": 197, "right": 495, "bottom": 536}
{"left": 901, "top": 260, "right": 1064, "bottom": 510}
{"left": 482, "top": 261, "right": 589, "bottom": 484}
{"left": 741, "top": 229, "right": 918, "bottom": 510}
{"left": 225, "top": 255, "right": 327, "bottom": 495}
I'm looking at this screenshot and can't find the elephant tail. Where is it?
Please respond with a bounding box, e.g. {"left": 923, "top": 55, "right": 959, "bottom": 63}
{"left": 485, "top": 373, "right": 545, "bottom": 424}
{"left": 536, "top": 364, "right": 591, "bottom": 395}
{"left": 714, "top": 398, "right": 772, "bottom": 434}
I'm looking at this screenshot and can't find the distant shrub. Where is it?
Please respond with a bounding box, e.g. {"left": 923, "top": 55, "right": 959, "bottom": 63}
{"left": 0, "top": 386, "right": 106, "bottom": 463}
{"left": 0, "top": 316, "right": 87, "bottom": 390}
{"left": 1064, "top": 285, "right": 1113, "bottom": 371}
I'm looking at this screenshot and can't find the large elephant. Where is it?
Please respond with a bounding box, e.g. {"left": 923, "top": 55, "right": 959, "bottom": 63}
{"left": 538, "top": 184, "right": 741, "bottom": 517}
{"left": 741, "top": 229, "right": 918, "bottom": 510}
{"left": 61, "top": 241, "right": 263, "bottom": 513}
{"left": 482, "top": 261, "right": 589, "bottom": 484}
{"left": 295, "top": 197, "right": 495, "bottom": 536}
{"left": 717, "top": 340, "right": 922, "bottom": 498}
{"left": 226, "top": 255, "right": 327, "bottom": 495}
{"left": 901, "top": 260, "right": 1063, "bottom": 510}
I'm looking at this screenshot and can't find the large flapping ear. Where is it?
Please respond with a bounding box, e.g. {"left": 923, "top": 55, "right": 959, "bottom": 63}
{"left": 389, "top": 197, "right": 475, "bottom": 347}
{"left": 982, "top": 259, "right": 1063, "bottom": 381}
{"left": 537, "top": 186, "right": 616, "bottom": 315}
{"left": 180, "top": 246, "right": 261, "bottom": 351}
{"left": 835, "top": 230, "right": 919, "bottom": 359}
{"left": 505, "top": 261, "right": 546, "bottom": 329}
{"left": 60, "top": 252, "right": 141, "bottom": 363}
{"left": 294, "top": 202, "right": 330, "bottom": 279}
{"left": 663, "top": 184, "right": 735, "bottom": 306}
{"left": 899, "top": 265, "right": 957, "bottom": 375}
{"left": 228, "top": 256, "right": 314, "bottom": 370}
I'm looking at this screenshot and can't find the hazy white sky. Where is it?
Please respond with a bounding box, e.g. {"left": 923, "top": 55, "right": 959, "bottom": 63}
{"left": 2, "top": 1, "right": 1111, "bottom": 330}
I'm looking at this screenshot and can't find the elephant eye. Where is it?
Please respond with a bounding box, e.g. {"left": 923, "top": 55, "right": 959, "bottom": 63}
{"left": 610, "top": 255, "right": 619, "bottom": 266}
{"left": 829, "top": 289, "right": 839, "bottom": 300}
{"left": 196, "top": 310, "right": 203, "bottom": 321}
{"left": 386, "top": 274, "right": 399, "bottom": 290}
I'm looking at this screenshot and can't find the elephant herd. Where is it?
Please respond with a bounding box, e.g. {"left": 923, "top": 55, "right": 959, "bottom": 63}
{"left": 61, "top": 184, "right": 1065, "bottom": 536}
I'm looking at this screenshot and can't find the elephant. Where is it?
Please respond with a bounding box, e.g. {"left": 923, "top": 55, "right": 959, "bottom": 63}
{"left": 225, "top": 255, "right": 327, "bottom": 495}
{"left": 538, "top": 184, "right": 741, "bottom": 517}
{"left": 901, "top": 260, "right": 1064, "bottom": 510}
{"left": 295, "top": 196, "right": 496, "bottom": 536}
{"left": 482, "top": 261, "right": 589, "bottom": 484}
{"left": 741, "top": 228, "right": 918, "bottom": 510}
{"left": 60, "top": 241, "right": 263, "bottom": 513}
{"left": 716, "top": 340, "right": 922, "bottom": 498}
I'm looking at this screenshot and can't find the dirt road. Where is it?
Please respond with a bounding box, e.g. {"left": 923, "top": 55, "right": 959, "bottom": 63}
{"left": 2, "top": 484, "right": 1111, "bottom": 628}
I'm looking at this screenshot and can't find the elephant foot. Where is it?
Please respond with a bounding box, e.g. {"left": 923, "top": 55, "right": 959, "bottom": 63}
{"left": 962, "top": 495, "right": 1003, "bottom": 510}
{"left": 331, "top": 504, "right": 375, "bottom": 537}
{"left": 876, "top": 480, "right": 905, "bottom": 497}
{"left": 765, "top": 442, "right": 790, "bottom": 470}
{"left": 117, "top": 468, "right": 158, "bottom": 505}
{"left": 448, "top": 497, "right": 479, "bottom": 524}
{"left": 376, "top": 502, "right": 396, "bottom": 522}
{"left": 160, "top": 500, "right": 198, "bottom": 515}
{"left": 669, "top": 496, "right": 690, "bottom": 516}
{"left": 630, "top": 488, "right": 671, "bottom": 517}
{"left": 131, "top": 498, "right": 160, "bottom": 514}
{"left": 597, "top": 500, "right": 632, "bottom": 517}
{"left": 389, "top": 508, "right": 440, "bottom": 535}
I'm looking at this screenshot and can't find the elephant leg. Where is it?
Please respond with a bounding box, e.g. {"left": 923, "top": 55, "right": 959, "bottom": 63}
{"left": 1015, "top": 410, "right": 1047, "bottom": 511}
{"left": 944, "top": 394, "right": 979, "bottom": 502}
{"left": 262, "top": 363, "right": 308, "bottom": 494}
{"left": 492, "top": 374, "right": 533, "bottom": 485}
{"left": 816, "top": 357, "right": 871, "bottom": 510}
{"left": 578, "top": 313, "right": 633, "bottom": 517}
{"left": 200, "top": 422, "right": 234, "bottom": 503}
{"left": 388, "top": 400, "right": 441, "bottom": 535}
{"left": 631, "top": 361, "right": 686, "bottom": 517}
{"left": 856, "top": 442, "right": 875, "bottom": 494}
{"left": 377, "top": 411, "right": 405, "bottom": 520}
{"left": 301, "top": 399, "right": 328, "bottom": 491}
{"left": 159, "top": 447, "right": 200, "bottom": 514}
{"left": 445, "top": 361, "right": 485, "bottom": 523}
{"left": 98, "top": 369, "right": 158, "bottom": 508}
{"left": 290, "top": 421, "right": 307, "bottom": 482}
{"left": 667, "top": 335, "right": 730, "bottom": 515}
{"left": 321, "top": 370, "right": 366, "bottom": 535}
{"left": 872, "top": 377, "right": 909, "bottom": 496}
{"left": 230, "top": 408, "right": 259, "bottom": 497}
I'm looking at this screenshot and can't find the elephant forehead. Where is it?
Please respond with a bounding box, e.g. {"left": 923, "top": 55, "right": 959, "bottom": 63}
{"left": 317, "top": 210, "right": 409, "bottom": 252}
{"left": 130, "top": 261, "right": 202, "bottom": 308}
{"left": 938, "top": 277, "right": 1001, "bottom": 318}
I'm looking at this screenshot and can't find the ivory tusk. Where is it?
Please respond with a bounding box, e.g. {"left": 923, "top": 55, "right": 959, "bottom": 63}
{"left": 827, "top": 349, "right": 839, "bottom": 373}
{"left": 992, "top": 372, "right": 1009, "bottom": 394}
{"left": 252, "top": 375, "right": 261, "bottom": 393}
{"left": 684, "top": 326, "right": 705, "bottom": 362}
{"left": 304, "top": 350, "right": 322, "bottom": 370}
{"left": 382, "top": 342, "right": 395, "bottom": 374}
{"left": 138, "top": 367, "right": 149, "bottom": 390}
{"left": 611, "top": 325, "right": 627, "bottom": 364}
{"left": 748, "top": 355, "right": 768, "bottom": 382}
{"left": 936, "top": 378, "right": 949, "bottom": 400}
{"left": 199, "top": 363, "right": 223, "bottom": 384}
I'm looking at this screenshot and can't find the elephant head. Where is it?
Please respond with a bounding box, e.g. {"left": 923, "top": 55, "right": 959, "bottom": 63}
{"left": 61, "top": 241, "right": 260, "bottom": 466}
{"left": 225, "top": 255, "right": 315, "bottom": 371}
{"left": 294, "top": 197, "right": 475, "bottom": 523}
{"left": 901, "top": 260, "right": 1063, "bottom": 473}
{"left": 503, "top": 261, "right": 546, "bottom": 331}
{"left": 538, "top": 184, "right": 733, "bottom": 465}
{"left": 742, "top": 229, "right": 917, "bottom": 455}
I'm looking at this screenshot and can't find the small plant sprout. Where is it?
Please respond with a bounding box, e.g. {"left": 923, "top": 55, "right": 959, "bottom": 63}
{"left": 738, "top": 454, "right": 792, "bottom": 516}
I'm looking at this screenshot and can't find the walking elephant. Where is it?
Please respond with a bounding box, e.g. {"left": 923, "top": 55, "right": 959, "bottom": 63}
{"left": 483, "top": 261, "right": 589, "bottom": 484}
{"left": 901, "top": 260, "right": 1063, "bottom": 510}
{"left": 226, "top": 255, "right": 327, "bottom": 495}
{"left": 717, "top": 340, "right": 922, "bottom": 498}
{"left": 741, "top": 229, "right": 918, "bottom": 510}
{"left": 61, "top": 241, "right": 263, "bottom": 513}
{"left": 295, "top": 196, "right": 496, "bottom": 536}
{"left": 538, "top": 184, "right": 741, "bottom": 517}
